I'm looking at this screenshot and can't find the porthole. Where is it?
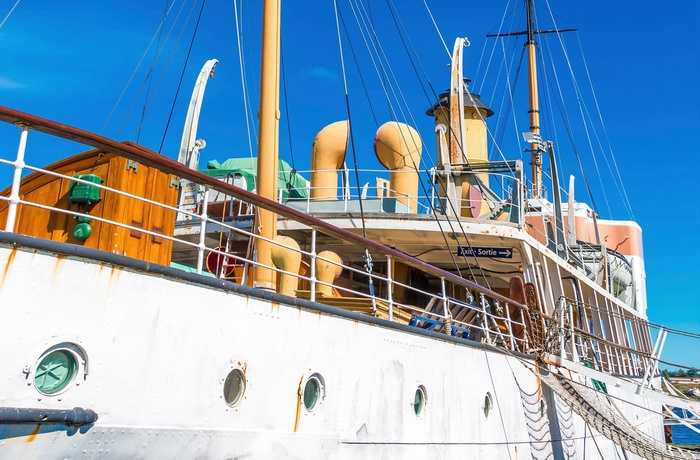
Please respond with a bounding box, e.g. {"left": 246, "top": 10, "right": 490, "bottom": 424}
{"left": 302, "top": 373, "right": 324, "bottom": 411}
{"left": 34, "top": 349, "right": 79, "bottom": 395}
{"left": 484, "top": 392, "right": 493, "bottom": 418}
{"left": 413, "top": 385, "right": 427, "bottom": 416}
{"left": 223, "top": 369, "right": 246, "bottom": 407}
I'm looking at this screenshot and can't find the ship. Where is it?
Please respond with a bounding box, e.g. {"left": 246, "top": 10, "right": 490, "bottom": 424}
{"left": 1, "top": 1, "right": 699, "bottom": 458}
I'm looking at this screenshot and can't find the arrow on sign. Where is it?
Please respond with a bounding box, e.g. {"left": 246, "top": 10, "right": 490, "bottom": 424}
{"left": 457, "top": 246, "right": 514, "bottom": 259}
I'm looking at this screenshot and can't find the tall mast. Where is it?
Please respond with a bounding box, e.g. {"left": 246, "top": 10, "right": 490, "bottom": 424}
{"left": 486, "top": 1, "right": 575, "bottom": 198}
{"left": 525, "top": 0, "right": 543, "bottom": 198}
{"left": 253, "top": 0, "right": 281, "bottom": 289}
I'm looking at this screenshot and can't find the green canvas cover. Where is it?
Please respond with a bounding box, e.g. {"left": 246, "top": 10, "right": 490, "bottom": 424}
{"left": 200, "top": 157, "right": 308, "bottom": 202}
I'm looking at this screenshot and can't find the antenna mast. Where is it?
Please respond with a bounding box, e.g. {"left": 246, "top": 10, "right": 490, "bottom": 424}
{"left": 525, "top": 0, "right": 543, "bottom": 198}
{"left": 487, "top": 2, "right": 575, "bottom": 199}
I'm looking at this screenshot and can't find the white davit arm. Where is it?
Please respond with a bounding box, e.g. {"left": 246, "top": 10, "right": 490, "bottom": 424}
{"left": 176, "top": 59, "right": 218, "bottom": 221}
{"left": 177, "top": 58, "right": 219, "bottom": 169}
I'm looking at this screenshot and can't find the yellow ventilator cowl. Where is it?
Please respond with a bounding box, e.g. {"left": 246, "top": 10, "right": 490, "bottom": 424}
{"left": 315, "top": 250, "right": 343, "bottom": 297}
{"left": 270, "top": 235, "right": 302, "bottom": 297}
{"left": 374, "top": 122, "right": 423, "bottom": 212}
{"left": 310, "top": 120, "right": 348, "bottom": 201}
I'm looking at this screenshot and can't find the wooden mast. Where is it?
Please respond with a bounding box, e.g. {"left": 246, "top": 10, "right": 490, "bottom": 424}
{"left": 253, "top": 0, "right": 281, "bottom": 289}
{"left": 526, "top": 0, "right": 543, "bottom": 198}
{"left": 486, "top": 2, "right": 575, "bottom": 199}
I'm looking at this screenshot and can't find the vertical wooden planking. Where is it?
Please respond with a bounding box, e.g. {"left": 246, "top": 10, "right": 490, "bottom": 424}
{"left": 0, "top": 147, "right": 177, "bottom": 265}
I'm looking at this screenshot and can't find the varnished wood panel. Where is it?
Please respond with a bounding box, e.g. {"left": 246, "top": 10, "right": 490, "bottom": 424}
{"left": 0, "top": 144, "right": 178, "bottom": 266}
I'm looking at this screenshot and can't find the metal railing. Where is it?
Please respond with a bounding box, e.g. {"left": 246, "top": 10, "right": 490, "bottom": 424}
{"left": 541, "top": 296, "right": 653, "bottom": 377}
{"left": 0, "top": 105, "right": 532, "bottom": 354}
{"left": 279, "top": 163, "right": 524, "bottom": 224}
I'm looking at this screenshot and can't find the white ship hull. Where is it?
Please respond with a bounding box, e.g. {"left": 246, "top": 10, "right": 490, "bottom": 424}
{"left": 0, "top": 239, "right": 663, "bottom": 459}
{"left": 2, "top": 0, "right": 698, "bottom": 456}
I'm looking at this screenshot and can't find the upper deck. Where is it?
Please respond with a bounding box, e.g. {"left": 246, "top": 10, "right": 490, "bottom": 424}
{"left": 0, "top": 106, "right": 653, "bottom": 378}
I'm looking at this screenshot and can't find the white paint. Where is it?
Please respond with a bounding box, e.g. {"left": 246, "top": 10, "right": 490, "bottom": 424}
{"left": 0, "top": 246, "right": 662, "bottom": 459}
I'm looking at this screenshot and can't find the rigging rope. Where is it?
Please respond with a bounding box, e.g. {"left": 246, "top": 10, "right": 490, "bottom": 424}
{"left": 475, "top": 0, "right": 517, "bottom": 96}
{"left": 544, "top": 1, "right": 626, "bottom": 219}
{"left": 344, "top": 0, "right": 482, "bottom": 288}
{"left": 138, "top": 0, "right": 199, "bottom": 142}
{"left": 379, "top": 4, "right": 490, "bottom": 281}
{"left": 535, "top": 3, "right": 612, "bottom": 218}
{"left": 491, "top": 312, "right": 697, "bottom": 459}
{"left": 114, "top": 0, "right": 191, "bottom": 140}
{"left": 351, "top": 0, "right": 494, "bottom": 287}
{"left": 564, "top": 295, "right": 700, "bottom": 344}
{"left": 528, "top": 294, "right": 700, "bottom": 375}
{"left": 574, "top": 33, "right": 635, "bottom": 219}
{"left": 333, "top": 1, "right": 367, "bottom": 238}
{"left": 336, "top": 9, "right": 379, "bottom": 127}
{"left": 0, "top": 0, "right": 21, "bottom": 29}
{"left": 649, "top": 325, "right": 700, "bottom": 341}
{"left": 280, "top": 50, "right": 295, "bottom": 170}
{"left": 334, "top": 0, "right": 380, "bottom": 307}
{"left": 136, "top": 0, "right": 170, "bottom": 143}
{"left": 234, "top": 0, "right": 257, "bottom": 158}
{"left": 537, "top": 3, "right": 613, "bottom": 217}
{"left": 158, "top": 0, "right": 207, "bottom": 153}
{"left": 384, "top": 0, "right": 437, "bottom": 104}
{"left": 539, "top": 369, "right": 700, "bottom": 459}
{"left": 338, "top": 4, "right": 479, "bottom": 286}
{"left": 420, "top": 0, "right": 450, "bottom": 58}
{"left": 100, "top": 0, "right": 179, "bottom": 136}
{"left": 480, "top": 1, "right": 635, "bottom": 224}
{"left": 484, "top": 353, "right": 514, "bottom": 460}
{"left": 279, "top": 49, "right": 299, "bottom": 196}
{"left": 497, "top": 40, "right": 526, "bottom": 160}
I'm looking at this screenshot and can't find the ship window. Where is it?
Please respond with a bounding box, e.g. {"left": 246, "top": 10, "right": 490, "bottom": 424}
{"left": 413, "top": 385, "right": 427, "bottom": 416}
{"left": 223, "top": 369, "right": 246, "bottom": 407}
{"left": 34, "top": 349, "right": 79, "bottom": 395}
{"left": 302, "top": 373, "right": 324, "bottom": 411}
{"left": 483, "top": 392, "right": 493, "bottom": 418}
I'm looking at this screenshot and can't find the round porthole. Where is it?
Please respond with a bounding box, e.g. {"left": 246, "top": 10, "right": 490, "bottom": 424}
{"left": 414, "top": 385, "right": 427, "bottom": 416}
{"left": 302, "top": 373, "right": 324, "bottom": 411}
{"left": 484, "top": 392, "right": 493, "bottom": 418}
{"left": 34, "top": 349, "right": 78, "bottom": 395}
{"left": 223, "top": 369, "right": 246, "bottom": 407}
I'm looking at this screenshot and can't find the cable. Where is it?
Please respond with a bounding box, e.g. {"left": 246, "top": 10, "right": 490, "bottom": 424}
{"left": 101, "top": 0, "right": 179, "bottom": 136}
{"left": 136, "top": 0, "right": 200, "bottom": 141}
{"left": 420, "top": 0, "right": 450, "bottom": 58}
{"left": 385, "top": 0, "right": 437, "bottom": 105}
{"left": 484, "top": 353, "right": 514, "bottom": 460}
{"left": 648, "top": 323, "right": 700, "bottom": 340}
{"left": 344, "top": 0, "right": 498, "bottom": 291}
{"left": 574, "top": 33, "right": 634, "bottom": 219}
{"left": 280, "top": 49, "right": 295, "bottom": 170}
{"left": 234, "top": 0, "right": 257, "bottom": 159}
{"left": 136, "top": 0, "right": 170, "bottom": 143}
{"left": 0, "top": 0, "right": 21, "bottom": 29}
{"left": 335, "top": 8, "right": 379, "bottom": 127}
{"left": 158, "top": 0, "right": 207, "bottom": 153}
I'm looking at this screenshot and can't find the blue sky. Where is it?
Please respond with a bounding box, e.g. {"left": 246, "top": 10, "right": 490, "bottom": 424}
{"left": 1, "top": 1, "right": 698, "bottom": 369}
